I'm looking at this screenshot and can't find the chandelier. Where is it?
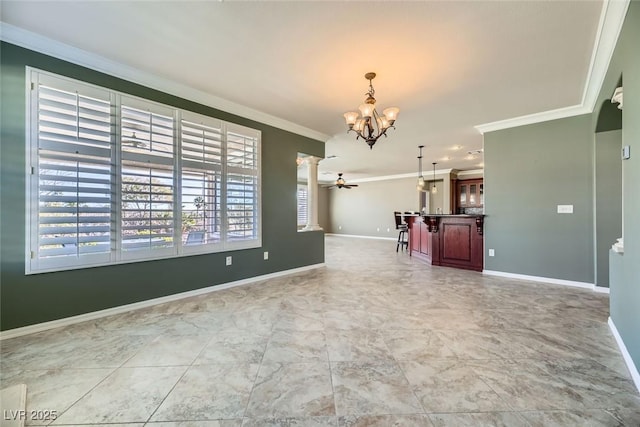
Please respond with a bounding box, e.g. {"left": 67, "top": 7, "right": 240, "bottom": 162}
{"left": 343, "top": 72, "right": 399, "bottom": 149}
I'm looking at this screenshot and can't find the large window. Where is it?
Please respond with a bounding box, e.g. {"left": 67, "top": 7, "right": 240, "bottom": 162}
{"left": 27, "top": 69, "right": 261, "bottom": 273}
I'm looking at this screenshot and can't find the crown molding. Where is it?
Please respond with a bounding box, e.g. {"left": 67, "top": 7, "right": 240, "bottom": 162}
{"left": 582, "top": 0, "right": 630, "bottom": 112}
{"left": 0, "top": 23, "right": 330, "bottom": 143}
{"left": 349, "top": 168, "right": 454, "bottom": 184}
{"left": 475, "top": 0, "right": 629, "bottom": 135}
{"left": 475, "top": 104, "right": 590, "bottom": 135}
{"left": 456, "top": 168, "right": 485, "bottom": 177}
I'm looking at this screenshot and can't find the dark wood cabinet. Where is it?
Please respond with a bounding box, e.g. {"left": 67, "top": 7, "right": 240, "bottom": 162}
{"left": 437, "top": 218, "right": 484, "bottom": 271}
{"left": 406, "top": 215, "right": 484, "bottom": 272}
{"left": 455, "top": 179, "right": 483, "bottom": 213}
{"left": 408, "top": 216, "right": 433, "bottom": 262}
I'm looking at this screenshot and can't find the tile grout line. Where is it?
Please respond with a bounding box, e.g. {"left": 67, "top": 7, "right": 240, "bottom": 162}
{"left": 41, "top": 331, "right": 159, "bottom": 425}
{"left": 42, "top": 366, "right": 118, "bottom": 425}
{"left": 393, "top": 348, "right": 431, "bottom": 419}
{"left": 142, "top": 332, "right": 215, "bottom": 424}
{"left": 325, "top": 330, "right": 339, "bottom": 423}
{"left": 240, "top": 322, "right": 276, "bottom": 421}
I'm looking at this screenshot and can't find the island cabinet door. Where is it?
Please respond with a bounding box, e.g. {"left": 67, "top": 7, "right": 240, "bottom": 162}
{"left": 419, "top": 221, "right": 431, "bottom": 256}
{"left": 406, "top": 216, "right": 420, "bottom": 253}
{"left": 410, "top": 227, "right": 421, "bottom": 253}
{"left": 438, "top": 220, "right": 483, "bottom": 271}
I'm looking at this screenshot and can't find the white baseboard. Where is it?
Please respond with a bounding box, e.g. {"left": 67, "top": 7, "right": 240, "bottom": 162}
{"left": 608, "top": 317, "right": 640, "bottom": 393}
{"left": 0, "top": 263, "right": 325, "bottom": 341}
{"left": 483, "top": 270, "right": 598, "bottom": 291}
{"left": 594, "top": 286, "right": 611, "bottom": 294}
{"left": 325, "top": 233, "right": 397, "bottom": 241}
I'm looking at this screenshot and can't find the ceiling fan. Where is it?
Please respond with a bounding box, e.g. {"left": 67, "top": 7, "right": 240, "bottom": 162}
{"left": 326, "top": 173, "right": 359, "bottom": 189}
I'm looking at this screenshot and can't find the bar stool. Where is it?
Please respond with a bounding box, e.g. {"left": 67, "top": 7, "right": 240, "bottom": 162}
{"left": 394, "top": 211, "right": 408, "bottom": 252}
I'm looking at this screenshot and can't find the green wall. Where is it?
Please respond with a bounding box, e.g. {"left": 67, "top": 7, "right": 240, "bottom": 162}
{"left": 0, "top": 42, "right": 325, "bottom": 331}
{"left": 485, "top": 0, "right": 640, "bottom": 373}
{"left": 594, "top": 130, "right": 622, "bottom": 287}
{"left": 597, "top": 0, "right": 640, "bottom": 373}
{"left": 484, "top": 114, "right": 594, "bottom": 283}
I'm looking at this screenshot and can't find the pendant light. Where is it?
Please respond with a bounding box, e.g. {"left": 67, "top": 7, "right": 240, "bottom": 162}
{"left": 416, "top": 145, "right": 425, "bottom": 191}
{"left": 431, "top": 162, "right": 438, "bottom": 194}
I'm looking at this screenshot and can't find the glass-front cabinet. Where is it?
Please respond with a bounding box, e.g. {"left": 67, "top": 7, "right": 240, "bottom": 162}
{"left": 456, "top": 179, "right": 484, "bottom": 212}
{"left": 459, "top": 184, "right": 467, "bottom": 206}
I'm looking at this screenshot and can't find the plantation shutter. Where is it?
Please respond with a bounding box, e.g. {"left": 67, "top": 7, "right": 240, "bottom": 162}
{"left": 225, "top": 124, "right": 260, "bottom": 246}
{"left": 120, "top": 98, "right": 175, "bottom": 257}
{"left": 180, "top": 112, "right": 223, "bottom": 248}
{"left": 33, "top": 75, "right": 113, "bottom": 269}
{"left": 297, "top": 184, "right": 308, "bottom": 227}
{"left": 27, "top": 69, "right": 263, "bottom": 274}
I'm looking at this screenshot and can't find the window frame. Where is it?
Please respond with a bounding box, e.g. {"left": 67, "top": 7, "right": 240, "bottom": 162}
{"left": 296, "top": 183, "right": 308, "bottom": 229}
{"left": 26, "top": 68, "right": 261, "bottom": 274}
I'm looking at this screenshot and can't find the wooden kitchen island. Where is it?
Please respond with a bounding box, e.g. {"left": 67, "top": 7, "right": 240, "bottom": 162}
{"left": 405, "top": 214, "right": 484, "bottom": 272}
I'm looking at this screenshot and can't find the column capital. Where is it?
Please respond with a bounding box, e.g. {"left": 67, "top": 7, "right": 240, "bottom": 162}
{"left": 303, "top": 156, "right": 322, "bottom": 166}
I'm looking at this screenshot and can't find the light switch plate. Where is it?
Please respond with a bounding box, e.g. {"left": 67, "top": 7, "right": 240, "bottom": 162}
{"left": 557, "top": 205, "right": 573, "bottom": 214}
{"left": 623, "top": 145, "right": 630, "bottom": 160}
{"left": 226, "top": 256, "right": 232, "bottom": 266}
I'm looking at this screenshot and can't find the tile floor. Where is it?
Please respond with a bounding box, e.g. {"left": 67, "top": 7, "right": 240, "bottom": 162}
{"left": 1, "top": 235, "right": 639, "bottom": 426}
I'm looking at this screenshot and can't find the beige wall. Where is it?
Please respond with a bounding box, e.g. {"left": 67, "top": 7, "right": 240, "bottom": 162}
{"left": 318, "top": 185, "right": 331, "bottom": 231}
{"left": 326, "top": 170, "right": 482, "bottom": 237}
{"left": 423, "top": 180, "right": 445, "bottom": 214}
{"left": 327, "top": 177, "right": 421, "bottom": 238}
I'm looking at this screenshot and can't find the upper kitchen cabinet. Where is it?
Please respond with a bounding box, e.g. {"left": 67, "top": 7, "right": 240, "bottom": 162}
{"left": 455, "top": 178, "right": 483, "bottom": 213}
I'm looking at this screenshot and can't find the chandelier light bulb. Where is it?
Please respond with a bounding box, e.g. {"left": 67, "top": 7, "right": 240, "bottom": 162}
{"left": 377, "top": 116, "right": 390, "bottom": 130}
{"left": 383, "top": 107, "right": 399, "bottom": 124}
{"left": 358, "top": 103, "right": 375, "bottom": 119}
{"left": 343, "top": 112, "right": 359, "bottom": 128}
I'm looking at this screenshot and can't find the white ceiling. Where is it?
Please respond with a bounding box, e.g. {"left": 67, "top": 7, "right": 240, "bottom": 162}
{"left": 1, "top": 1, "right": 604, "bottom": 182}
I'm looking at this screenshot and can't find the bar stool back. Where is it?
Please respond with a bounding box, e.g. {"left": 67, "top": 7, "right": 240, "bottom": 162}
{"left": 394, "top": 211, "right": 408, "bottom": 252}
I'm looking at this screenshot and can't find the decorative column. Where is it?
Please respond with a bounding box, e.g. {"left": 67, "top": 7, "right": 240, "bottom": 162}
{"left": 302, "top": 156, "right": 323, "bottom": 231}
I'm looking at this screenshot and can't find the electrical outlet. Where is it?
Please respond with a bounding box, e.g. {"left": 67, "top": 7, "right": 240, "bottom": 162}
{"left": 557, "top": 205, "right": 573, "bottom": 214}
{"left": 489, "top": 249, "right": 495, "bottom": 257}
{"left": 263, "top": 251, "right": 269, "bottom": 260}
{"left": 226, "top": 256, "right": 232, "bottom": 266}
